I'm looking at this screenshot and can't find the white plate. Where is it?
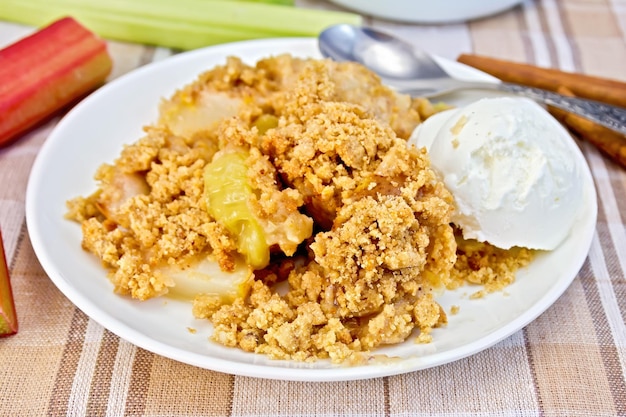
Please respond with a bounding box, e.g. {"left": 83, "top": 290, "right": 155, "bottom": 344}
{"left": 328, "top": 0, "right": 524, "bottom": 24}
{"left": 26, "top": 38, "right": 597, "bottom": 382}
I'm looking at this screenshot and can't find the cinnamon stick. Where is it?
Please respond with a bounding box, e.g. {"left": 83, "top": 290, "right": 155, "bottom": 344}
{"left": 548, "top": 87, "right": 626, "bottom": 169}
{"left": 457, "top": 54, "right": 626, "bottom": 108}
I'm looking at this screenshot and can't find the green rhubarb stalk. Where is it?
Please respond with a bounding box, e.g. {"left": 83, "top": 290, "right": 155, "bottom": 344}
{"left": 16, "top": 0, "right": 358, "bottom": 36}
{"left": 0, "top": 0, "right": 361, "bottom": 49}
{"left": 0, "top": 4, "right": 275, "bottom": 50}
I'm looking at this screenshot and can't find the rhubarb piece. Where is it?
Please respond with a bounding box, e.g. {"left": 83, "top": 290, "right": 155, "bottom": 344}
{"left": 204, "top": 150, "right": 271, "bottom": 269}
{"left": 0, "top": 17, "right": 113, "bottom": 145}
{"left": 0, "top": 231, "right": 17, "bottom": 336}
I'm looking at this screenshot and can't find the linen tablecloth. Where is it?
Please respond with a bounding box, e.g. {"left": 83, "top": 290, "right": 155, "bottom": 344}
{"left": 1, "top": 0, "right": 625, "bottom": 415}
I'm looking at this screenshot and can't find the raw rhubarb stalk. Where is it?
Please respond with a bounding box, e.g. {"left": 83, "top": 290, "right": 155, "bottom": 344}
{"left": 0, "top": 230, "right": 17, "bottom": 336}
{"left": 0, "top": 0, "right": 362, "bottom": 50}
{"left": 0, "top": 17, "right": 113, "bottom": 145}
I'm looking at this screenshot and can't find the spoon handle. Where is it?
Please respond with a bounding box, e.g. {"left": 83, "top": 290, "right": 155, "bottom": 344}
{"left": 498, "top": 82, "right": 626, "bottom": 136}
{"left": 396, "top": 79, "right": 626, "bottom": 136}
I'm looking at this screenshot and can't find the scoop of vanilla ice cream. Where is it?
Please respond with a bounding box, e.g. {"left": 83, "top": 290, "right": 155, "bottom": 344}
{"left": 409, "top": 97, "right": 583, "bottom": 250}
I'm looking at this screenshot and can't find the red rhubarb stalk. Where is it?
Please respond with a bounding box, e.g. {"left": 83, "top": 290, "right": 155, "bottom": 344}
{"left": 0, "top": 17, "right": 113, "bottom": 145}
{"left": 0, "top": 230, "right": 17, "bottom": 336}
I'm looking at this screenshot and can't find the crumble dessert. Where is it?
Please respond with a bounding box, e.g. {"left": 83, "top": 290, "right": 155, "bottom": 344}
{"left": 66, "top": 55, "right": 532, "bottom": 363}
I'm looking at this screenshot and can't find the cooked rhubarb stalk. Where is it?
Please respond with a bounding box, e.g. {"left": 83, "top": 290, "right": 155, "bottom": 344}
{"left": 0, "top": 231, "right": 18, "bottom": 336}
{"left": 0, "top": 17, "right": 112, "bottom": 145}
{"left": 204, "top": 150, "right": 271, "bottom": 269}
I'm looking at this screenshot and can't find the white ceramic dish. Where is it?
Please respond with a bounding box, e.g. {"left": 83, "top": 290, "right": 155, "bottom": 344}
{"left": 26, "top": 38, "right": 597, "bottom": 382}
{"left": 328, "top": 0, "right": 524, "bottom": 24}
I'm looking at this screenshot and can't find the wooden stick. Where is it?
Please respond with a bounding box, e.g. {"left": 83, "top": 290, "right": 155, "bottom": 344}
{"left": 457, "top": 54, "right": 626, "bottom": 108}
{"left": 549, "top": 87, "right": 626, "bottom": 169}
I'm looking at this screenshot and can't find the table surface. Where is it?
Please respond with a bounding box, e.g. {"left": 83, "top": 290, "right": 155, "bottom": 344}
{"left": 1, "top": 0, "right": 625, "bottom": 415}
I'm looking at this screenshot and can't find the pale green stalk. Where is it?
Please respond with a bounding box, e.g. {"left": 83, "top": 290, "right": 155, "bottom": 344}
{"left": 0, "top": 0, "right": 361, "bottom": 49}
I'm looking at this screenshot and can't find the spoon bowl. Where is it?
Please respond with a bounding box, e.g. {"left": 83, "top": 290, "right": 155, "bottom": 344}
{"left": 319, "top": 24, "right": 500, "bottom": 96}
{"left": 318, "top": 24, "right": 626, "bottom": 135}
{"left": 319, "top": 24, "right": 445, "bottom": 81}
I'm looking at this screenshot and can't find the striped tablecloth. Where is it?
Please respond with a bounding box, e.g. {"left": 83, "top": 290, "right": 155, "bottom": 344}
{"left": 1, "top": 0, "right": 625, "bottom": 415}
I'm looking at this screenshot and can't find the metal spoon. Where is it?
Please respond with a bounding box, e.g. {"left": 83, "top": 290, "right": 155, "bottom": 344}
{"left": 319, "top": 24, "right": 626, "bottom": 136}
